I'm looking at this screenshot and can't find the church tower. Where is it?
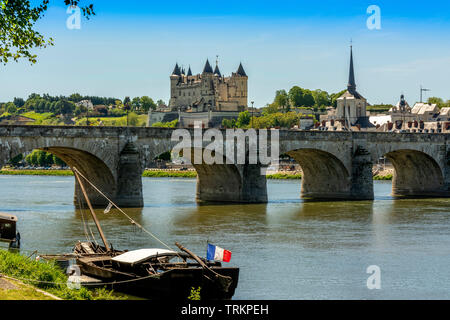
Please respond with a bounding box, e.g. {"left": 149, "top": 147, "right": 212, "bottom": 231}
{"left": 336, "top": 45, "right": 372, "bottom": 129}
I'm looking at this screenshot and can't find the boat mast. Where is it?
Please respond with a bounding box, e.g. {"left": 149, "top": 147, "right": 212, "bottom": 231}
{"left": 73, "top": 168, "right": 111, "bottom": 252}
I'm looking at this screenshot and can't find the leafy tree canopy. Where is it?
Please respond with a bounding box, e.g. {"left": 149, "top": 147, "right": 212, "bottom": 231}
{"left": 1, "top": 0, "right": 94, "bottom": 64}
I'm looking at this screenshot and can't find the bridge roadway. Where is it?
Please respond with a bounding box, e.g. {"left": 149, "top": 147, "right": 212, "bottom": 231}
{"left": 0, "top": 125, "right": 449, "bottom": 207}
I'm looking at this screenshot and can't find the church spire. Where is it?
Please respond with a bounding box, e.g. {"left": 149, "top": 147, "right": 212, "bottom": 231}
{"left": 347, "top": 44, "right": 356, "bottom": 94}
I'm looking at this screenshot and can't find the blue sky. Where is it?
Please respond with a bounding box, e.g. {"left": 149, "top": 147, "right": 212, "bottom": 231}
{"left": 2, "top": 0, "right": 450, "bottom": 107}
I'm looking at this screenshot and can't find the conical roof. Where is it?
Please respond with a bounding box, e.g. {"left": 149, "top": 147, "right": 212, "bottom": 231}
{"left": 172, "top": 63, "right": 181, "bottom": 76}
{"left": 214, "top": 64, "right": 221, "bottom": 77}
{"left": 203, "top": 59, "right": 213, "bottom": 73}
{"left": 236, "top": 62, "right": 247, "bottom": 76}
{"left": 187, "top": 66, "right": 192, "bottom": 76}
{"left": 347, "top": 46, "right": 356, "bottom": 93}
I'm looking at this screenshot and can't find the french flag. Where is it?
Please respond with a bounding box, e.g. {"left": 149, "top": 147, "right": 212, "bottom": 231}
{"left": 207, "top": 243, "right": 232, "bottom": 263}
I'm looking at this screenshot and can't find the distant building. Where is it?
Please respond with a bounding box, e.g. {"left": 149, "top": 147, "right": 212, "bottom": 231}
{"left": 148, "top": 58, "right": 249, "bottom": 128}
{"left": 335, "top": 46, "right": 374, "bottom": 129}
{"left": 76, "top": 100, "right": 94, "bottom": 110}
{"left": 410, "top": 102, "right": 440, "bottom": 122}
{"left": 318, "top": 46, "right": 374, "bottom": 131}
{"left": 169, "top": 59, "right": 248, "bottom": 112}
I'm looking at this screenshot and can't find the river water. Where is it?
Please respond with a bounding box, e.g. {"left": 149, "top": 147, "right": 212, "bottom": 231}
{"left": 1, "top": 175, "right": 450, "bottom": 299}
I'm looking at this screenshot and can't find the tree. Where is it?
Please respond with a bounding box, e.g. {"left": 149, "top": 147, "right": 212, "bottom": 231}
{"left": 312, "top": 89, "right": 330, "bottom": 108}
{"left": 288, "top": 86, "right": 304, "bottom": 108}
{"left": 1, "top": 0, "right": 95, "bottom": 64}
{"left": 131, "top": 97, "right": 141, "bottom": 111}
{"left": 140, "top": 96, "right": 156, "bottom": 112}
{"left": 13, "top": 97, "right": 25, "bottom": 108}
{"left": 60, "top": 100, "right": 75, "bottom": 115}
{"left": 302, "top": 89, "right": 315, "bottom": 107}
{"left": 428, "top": 97, "right": 447, "bottom": 109}
{"left": 5, "top": 102, "right": 16, "bottom": 113}
{"left": 273, "top": 89, "right": 289, "bottom": 112}
{"left": 236, "top": 111, "right": 251, "bottom": 128}
{"left": 330, "top": 90, "right": 346, "bottom": 108}
{"left": 9, "top": 153, "right": 23, "bottom": 166}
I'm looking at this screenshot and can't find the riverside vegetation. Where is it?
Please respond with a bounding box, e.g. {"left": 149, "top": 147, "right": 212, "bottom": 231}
{"left": 0, "top": 169, "right": 393, "bottom": 180}
{"left": 0, "top": 250, "right": 123, "bottom": 300}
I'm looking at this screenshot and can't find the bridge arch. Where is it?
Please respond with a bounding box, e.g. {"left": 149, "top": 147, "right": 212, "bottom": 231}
{"left": 2, "top": 142, "right": 118, "bottom": 207}
{"left": 285, "top": 148, "right": 352, "bottom": 200}
{"left": 383, "top": 149, "right": 446, "bottom": 197}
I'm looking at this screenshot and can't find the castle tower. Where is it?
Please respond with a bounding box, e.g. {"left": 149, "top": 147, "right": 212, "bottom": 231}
{"left": 169, "top": 63, "right": 181, "bottom": 108}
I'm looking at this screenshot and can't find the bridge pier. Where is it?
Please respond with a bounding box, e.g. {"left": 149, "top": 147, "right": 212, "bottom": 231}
{"left": 195, "top": 163, "right": 267, "bottom": 203}
{"left": 115, "top": 142, "right": 144, "bottom": 207}
{"left": 350, "top": 146, "right": 374, "bottom": 200}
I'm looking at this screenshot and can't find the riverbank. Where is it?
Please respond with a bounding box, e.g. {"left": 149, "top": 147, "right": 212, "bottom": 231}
{"left": 0, "top": 249, "right": 123, "bottom": 300}
{"left": 0, "top": 168, "right": 394, "bottom": 180}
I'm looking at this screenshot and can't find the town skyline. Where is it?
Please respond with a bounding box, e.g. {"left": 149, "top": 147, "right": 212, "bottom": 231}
{"left": 1, "top": 0, "right": 450, "bottom": 107}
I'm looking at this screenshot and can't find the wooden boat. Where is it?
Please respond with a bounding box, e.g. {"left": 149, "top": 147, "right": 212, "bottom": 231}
{"left": 57, "top": 168, "right": 239, "bottom": 300}
{"left": 0, "top": 212, "right": 20, "bottom": 248}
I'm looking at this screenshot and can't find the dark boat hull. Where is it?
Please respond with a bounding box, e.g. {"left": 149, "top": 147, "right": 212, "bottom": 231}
{"left": 77, "top": 259, "right": 239, "bottom": 300}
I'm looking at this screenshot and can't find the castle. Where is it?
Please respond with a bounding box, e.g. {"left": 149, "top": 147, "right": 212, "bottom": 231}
{"left": 169, "top": 59, "right": 248, "bottom": 112}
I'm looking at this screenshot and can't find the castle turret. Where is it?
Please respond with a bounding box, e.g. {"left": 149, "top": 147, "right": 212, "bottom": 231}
{"left": 203, "top": 59, "right": 214, "bottom": 74}
{"left": 169, "top": 63, "right": 181, "bottom": 109}
{"left": 171, "top": 63, "right": 181, "bottom": 76}
{"left": 214, "top": 63, "right": 221, "bottom": 77}
{"left": 236, "top": 63, "right": 247, "bottom": 77}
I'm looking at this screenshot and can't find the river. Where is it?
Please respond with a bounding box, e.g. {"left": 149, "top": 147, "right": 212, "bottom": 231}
{"left": 1, "top": 175, "right": 450, "bottom": 299}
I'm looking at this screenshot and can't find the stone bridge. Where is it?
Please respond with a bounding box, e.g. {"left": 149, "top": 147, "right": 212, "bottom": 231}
{"left": 0, "top": 125, "right": 449, "bottom": 207}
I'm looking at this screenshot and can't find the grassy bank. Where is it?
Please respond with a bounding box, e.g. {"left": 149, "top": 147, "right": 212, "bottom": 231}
{"left": 0, "top": 250, "right": 123, "bottom": 300}
{"left": 0, "top": 170, "right": 73, "bottom": 176}
{"left": 266, "top": 173, "right": 302, "bottom": 180}
{"left": 374, "top": 174, "right": 393, "bottom": 181}
{"left": 142, "top": 170, "right": 197, "bottom": 178}
{"left": 0, "top": 169, "right": 394, "bottom": 180}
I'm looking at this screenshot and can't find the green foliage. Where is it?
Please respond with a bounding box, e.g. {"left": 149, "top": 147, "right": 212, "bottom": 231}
{"left": 187, "top": 287, "right": 201, "bottom": 300}
{"left": 273, "top": 90, "right": 289, "bottom": 111}
{"left": 0, "top": 1, "right": 94, "bottom": 64}
{"left": 288, "top": 86, "right": 315, "bottom": 108}
{"left": 330, "top": 90, "right": 346, "bottom": 108}
{"left": 367, "top": 104, "right": 394, "bottom": 113}
{"left": 311, "top": 89, "right": 330, "bottom": 108}
{"left": 8, "top": 154, "right": 23, "bottom": 166}
{"left": 154, "top": 151, "right": 171, "bottom": 161}
{"left": 0, "top": 250, "right": 122, "bottom": 300}
{"left": 373, "top": 174, "right": 393, "bottom": 181}
{"left": 24, "top": 150, "right": 66, "bottom": 167}
{"left": 427, "top": 97, "right": 450, "bottom": 109}
{"left": 252, "top": 111, "right": 309, "bottom": 129}
{"left": 236, "top": 110, "right": 251, "bottom": 128}
{"left": 5, "top": 102, "right": 17, "bottom": 114}
{"left": 142, "top": 170, "right": 197, "bottom": 178}
{"left": 141, "top": 96, "right": 157, "bottom": 112}
{"left": 0, "top": 169, "right": 73, "bottom": 176}
{"left": 152, "top": 119, "right": 178, "bottom": 128}
{"left": 266, "top": 173, "right": 302, "bottom": 179}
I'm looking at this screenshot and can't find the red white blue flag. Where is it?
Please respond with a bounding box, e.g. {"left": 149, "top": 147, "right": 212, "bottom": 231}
{"left": 207, "top": 243, "right": 231, "bottom": 262}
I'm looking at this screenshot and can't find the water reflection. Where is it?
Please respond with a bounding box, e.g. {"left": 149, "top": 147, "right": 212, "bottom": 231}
{"left": 1, "top": 175, "right": 450, "bottom": 299}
